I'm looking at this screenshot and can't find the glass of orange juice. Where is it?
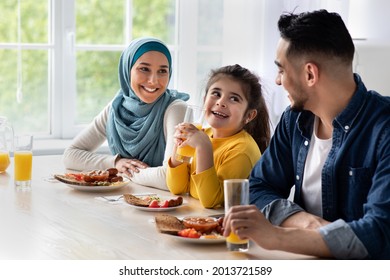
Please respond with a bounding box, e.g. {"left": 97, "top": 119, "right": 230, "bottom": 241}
{"left": 175, "top": 105, "right": 205, "bottom": 163}
{"left": 0, "top": 151, "right": 10, "bottom": 173}
{"left": 14, "top": 135, "right": 33, "bottom": 190}
{"left": 224, "top": 179, "right": 250, "bottom": 251}
{"left": 0, "top": 116, "right": 13, "bottom": 173}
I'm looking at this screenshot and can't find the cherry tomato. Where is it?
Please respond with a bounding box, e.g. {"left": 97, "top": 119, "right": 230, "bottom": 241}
{"left": 178, "top": 228, "right": 200, "bottom": 239}
{"left": 178, "top": 228, "right": 190, "bottom": 237}
{"left": 148, "top": 200, "right": 160, "bottom": 208}
{"left": 187, "top": 229, "right": 201, "bottom": 239}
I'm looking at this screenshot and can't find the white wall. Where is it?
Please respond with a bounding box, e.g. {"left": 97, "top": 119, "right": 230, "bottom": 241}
{"left": 348, "top": 0, "right": 390, "bottom": 97}
{"left": 176, "top": 0, "right": 390, "bottom": 129}
{"left": 354, "top": 42, "right": 390, "bottom": 96}
{"left": 258, "top": 0, "right": 390, "bottom": 126}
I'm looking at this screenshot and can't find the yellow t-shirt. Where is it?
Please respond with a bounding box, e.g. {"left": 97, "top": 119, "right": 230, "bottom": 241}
{"left": 166, "top": 128, "right": 261, "bottom": 208}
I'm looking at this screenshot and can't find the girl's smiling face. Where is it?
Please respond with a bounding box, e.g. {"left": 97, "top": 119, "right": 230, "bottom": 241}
{"left": 130, "top": 51, "right": 170, "bottom": 103}
{"left": 204, "top": 77, "right": 256, "bottom": 138}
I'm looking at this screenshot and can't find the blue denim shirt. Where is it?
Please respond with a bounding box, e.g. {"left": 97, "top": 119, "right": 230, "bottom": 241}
{"left": 249, "top": 74, "right": 390, "bottom": 259}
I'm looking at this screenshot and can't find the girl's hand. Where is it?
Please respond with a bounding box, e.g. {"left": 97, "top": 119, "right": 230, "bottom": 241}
{"left": 174, "top": 122, "right": 208, "bottom": 149}
{"left": 115, "top": 157, "right": 149, "bottom": 178}
{"left": 173, "top": 122, "right": 213, "bottom": 173}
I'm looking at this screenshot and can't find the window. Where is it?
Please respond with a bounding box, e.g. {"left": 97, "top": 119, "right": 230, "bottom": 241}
{"left": 0, "top": 0, "right": 51, "bottom": 136}
{"left": 61, "top": 0, "right": 178, "bottom": 138}
{"left": 0, "top": 0, "right": 266, "bottom": 143}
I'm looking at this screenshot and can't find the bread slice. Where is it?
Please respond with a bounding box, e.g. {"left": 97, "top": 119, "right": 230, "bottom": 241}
{"left": 54, "top": 174, "right": 94, "bottom": 186}
{"left": 155, "top": 214, "right": 185, "bottom": 235}
{"left": 123, "top": 194, "right": 150, "bottom": 207}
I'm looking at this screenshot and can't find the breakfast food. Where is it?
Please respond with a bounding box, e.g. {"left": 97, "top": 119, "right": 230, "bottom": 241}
{"left": 182, "top": 216, "right": 220, "bottom": 233}
{"left": 123, "top": 194, "right": 183, "bottom": 208}
{"left": 54, "top": 168, "right": 124, "bottom": 186}
{"left": 123, "top": 194, "right": 151, "bottom": 207}
{"left": 168, "top": 196, "right": 184, "bottom": 207}
{"left": 155, "top": 214, "right": 224, "bottom": 239}
{"left": 155, "top": 214, "right": 185, "bottom": 234}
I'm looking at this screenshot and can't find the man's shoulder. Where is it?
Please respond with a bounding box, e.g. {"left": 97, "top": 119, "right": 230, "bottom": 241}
{"left": 365, "top": 91, "right": 390, "bottom": 121}
{"left": 368, "top": 91, "right": 390, "bottom": 108}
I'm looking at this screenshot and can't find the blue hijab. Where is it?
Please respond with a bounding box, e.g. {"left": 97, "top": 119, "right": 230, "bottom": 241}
{"left": 106, "top": 37, "right": 189, "bottom": 167}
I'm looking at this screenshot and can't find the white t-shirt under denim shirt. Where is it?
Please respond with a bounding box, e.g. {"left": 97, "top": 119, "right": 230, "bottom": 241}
{"left": 302, "top": 116, "right": 332, "bottom": 217}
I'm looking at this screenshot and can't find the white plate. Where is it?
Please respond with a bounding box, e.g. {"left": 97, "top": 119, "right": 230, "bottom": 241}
{"left": 164, "top": 233, "right": 225, "bottom": 244}
{"left": 64, "top": 178, "right": 129, "bottom": 192}
{"left": 127, "top": 202, "right": 184, "bottom": 212}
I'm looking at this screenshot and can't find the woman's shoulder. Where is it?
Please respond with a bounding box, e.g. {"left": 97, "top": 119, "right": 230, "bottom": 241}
{"left": 163, "top": 100, "right": 188, "bottom": 125}
{"left": 168, "top": 99, "right": 187, "bottom": 109}
{"left": 164, "top": 99, "right": 187, "bottom": 116}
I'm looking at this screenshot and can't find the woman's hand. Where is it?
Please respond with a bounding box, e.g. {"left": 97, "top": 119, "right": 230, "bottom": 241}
{"left": 115, "top": 157, "right": 149, "bottom": 178}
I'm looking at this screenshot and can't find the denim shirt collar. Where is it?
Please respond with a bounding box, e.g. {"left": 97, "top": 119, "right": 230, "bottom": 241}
{"left": 296, "top": 73, "right": 367, "bottom": 136}
{"left": 333, "top": 73, "right": 367, "bottom": 133}
{"left": 296, "top": 111, "right": 314, "bottom": 139}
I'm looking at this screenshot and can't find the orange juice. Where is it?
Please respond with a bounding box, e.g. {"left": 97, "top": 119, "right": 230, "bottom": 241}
{"left": 227, "top": 232, "right": 249, "bottom": 244}
{"left": 176, "top": 123, "right": 202, "bottom": 162}
{"left": 14, "top": 151, "right": 33, "bottom": 181}
{"left": 0, "top": 152, "right": 10, "bottom": 173}
{"left": 226, "top": 232, "right": 249, "bottom": 251}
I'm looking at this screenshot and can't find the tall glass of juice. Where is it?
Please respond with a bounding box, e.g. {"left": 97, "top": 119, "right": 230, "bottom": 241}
{"left": 175, "top": 105, "right": 205, "bottom": 163}
{"left": 224, "top": 179, "right": 250, "bottom": 251}
{"left": 14, "top": 135, "right": 33, "bottom": 190}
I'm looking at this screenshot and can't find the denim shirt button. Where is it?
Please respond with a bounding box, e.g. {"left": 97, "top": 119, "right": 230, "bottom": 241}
{"left": 304, "top": 140, "right": 309, "bottom": 146}
{"left": 349, "top": 170, "right": 353, "bottom": 176}
{"left": 344, "top": 125, "right": 350, "bottom": 130}
{"left": 296, "top": 175, "right": 300, "bottom": 180}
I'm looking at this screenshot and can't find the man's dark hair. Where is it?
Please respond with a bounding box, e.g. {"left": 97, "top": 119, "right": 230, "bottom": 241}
{"left": 278, "top": 9, "right": 355, "bottom": 64}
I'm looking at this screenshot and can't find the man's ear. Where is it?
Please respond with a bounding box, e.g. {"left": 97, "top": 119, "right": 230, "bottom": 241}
{"left": 305, "top": 62, "right": 319, "bottom": 87}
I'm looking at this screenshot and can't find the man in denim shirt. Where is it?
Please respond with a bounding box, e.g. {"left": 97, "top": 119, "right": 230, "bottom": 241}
{"left": 223, "top": 10, "right": 389, "bottom": 259}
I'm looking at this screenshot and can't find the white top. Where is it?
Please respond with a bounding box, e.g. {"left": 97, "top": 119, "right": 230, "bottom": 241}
{"left": 302, "top": 117, "right": 332, "bottom": 217}
{"left": 62, "top": 99, "right": 187, "bottom": 190}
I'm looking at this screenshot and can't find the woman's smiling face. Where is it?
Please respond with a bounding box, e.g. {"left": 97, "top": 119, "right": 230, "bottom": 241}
{"left": 130, "top": 51, "right": 170, "bottom": 103}
{"left": 203, "top": 77, "right": 251, "bottom": 138}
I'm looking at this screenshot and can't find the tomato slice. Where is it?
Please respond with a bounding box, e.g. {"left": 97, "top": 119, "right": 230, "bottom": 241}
{"left": 148, "top": 200, "right": 160, "bottom": 208}
{"left": 66, "top": 173, "right": 84, "bottom": 181}
{"left": 160, "top": 200, "right": 169, "bottom": 208}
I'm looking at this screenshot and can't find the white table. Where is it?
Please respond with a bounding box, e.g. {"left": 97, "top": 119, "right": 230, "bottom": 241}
{"left": 0, "top": 155, "right": 315, "bottom": 260}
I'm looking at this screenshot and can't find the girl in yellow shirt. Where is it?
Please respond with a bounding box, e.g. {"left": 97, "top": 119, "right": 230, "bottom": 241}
{"left": 166, "top": 64, "right": 270, "bottom": 208}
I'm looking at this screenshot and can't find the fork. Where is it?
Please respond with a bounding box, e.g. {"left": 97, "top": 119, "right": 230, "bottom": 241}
{"left": 100, "top": 195, "right": 123, "bottom": 202}
{"left": 100, "top": 193, "right": 158, "bottom": 202}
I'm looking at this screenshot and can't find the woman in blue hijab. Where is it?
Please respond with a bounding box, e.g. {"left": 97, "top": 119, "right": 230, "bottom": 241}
{"left": 63, "top": 37, "right": 190, "bottom": 189}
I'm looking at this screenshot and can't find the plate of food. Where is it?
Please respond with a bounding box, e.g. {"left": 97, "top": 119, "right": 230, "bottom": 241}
{"left": 123, "top": 194, "right": 184, "bottom": 211}
{"left": 54, "top": 168, "right": 129, "bottom": 192}
{"left": 155, "top": 214, "right": 225, "bottom": 243}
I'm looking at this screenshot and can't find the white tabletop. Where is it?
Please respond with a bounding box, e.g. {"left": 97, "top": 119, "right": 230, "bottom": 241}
{"left": 0, "top": 155, "right": 315, "bottom": 260}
